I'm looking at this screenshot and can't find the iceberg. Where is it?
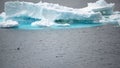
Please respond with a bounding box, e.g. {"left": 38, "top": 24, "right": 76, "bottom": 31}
{"left": 0, "top": 0, "right": 120, "bottom": 28}
{"left": 3, "top": 0, "right": 106, "bottom": 27}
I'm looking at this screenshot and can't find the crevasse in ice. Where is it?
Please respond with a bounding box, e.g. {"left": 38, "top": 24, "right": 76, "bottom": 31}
{"left": 0, "top": 0, "right": 120, "bottom": 28}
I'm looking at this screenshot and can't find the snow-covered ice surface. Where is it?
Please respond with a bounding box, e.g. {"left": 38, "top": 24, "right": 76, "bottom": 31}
{"left": 0, "top": 0, "right": 120, "bottom": 29}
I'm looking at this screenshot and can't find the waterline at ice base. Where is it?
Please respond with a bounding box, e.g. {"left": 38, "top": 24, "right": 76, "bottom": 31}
{"left": 0, "top": 0, "right": 120, "bottom": 29}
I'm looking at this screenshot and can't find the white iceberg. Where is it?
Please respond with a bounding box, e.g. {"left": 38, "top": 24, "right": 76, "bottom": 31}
{"left": 0, "top": 20, "right": 19, "bottom": 28}
{"left": 0, "top": 0, "right": 120, "bottom": 27}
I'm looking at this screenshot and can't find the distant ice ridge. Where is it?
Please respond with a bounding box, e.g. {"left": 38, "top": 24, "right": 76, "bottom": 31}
{"left": 0, "top": 0, "right": 120, "bottom": 28}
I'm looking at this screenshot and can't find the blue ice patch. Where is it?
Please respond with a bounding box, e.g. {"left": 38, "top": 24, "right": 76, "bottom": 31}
{"left": 0, "top": 16, "right": 102, "bottom": 30}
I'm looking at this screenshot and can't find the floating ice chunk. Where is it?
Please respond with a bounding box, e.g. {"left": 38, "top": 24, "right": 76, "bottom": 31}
{"left": 0, "top": 20, "right": 19, "bottom": 28}
{"left": 82, "top": 0, "right": 114, "bottom": 15}
{"left": 2, "top": 0, "right": 120, "bottom": 28}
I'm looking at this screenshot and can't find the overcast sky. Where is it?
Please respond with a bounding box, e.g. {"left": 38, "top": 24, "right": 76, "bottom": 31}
{"left": 0, "top": 0, "right": 120, "bottom": 13}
